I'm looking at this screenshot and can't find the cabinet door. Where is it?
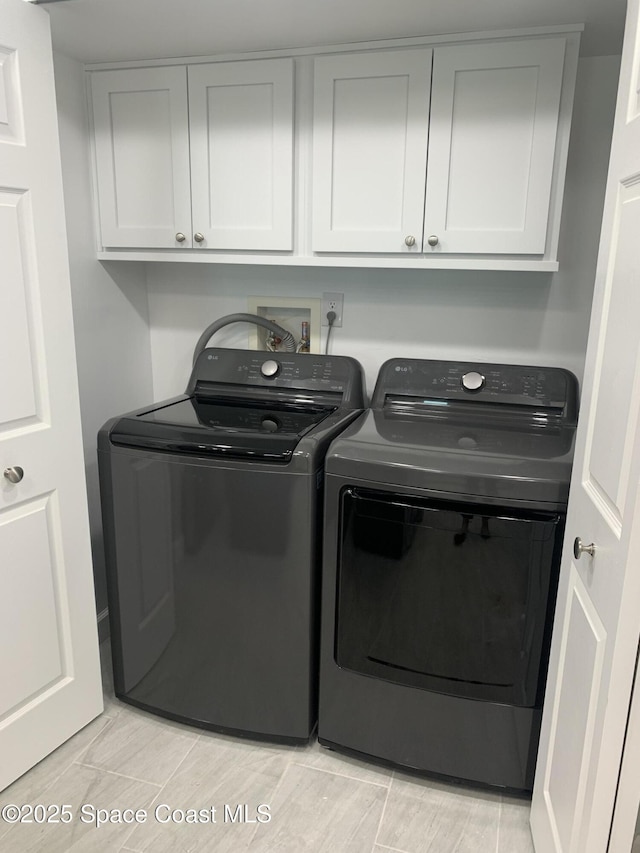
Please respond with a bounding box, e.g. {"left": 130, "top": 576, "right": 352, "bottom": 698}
{"left": 91, "top": 66, "right": 192, "bottom": 248}
{"left": 424, "top": 38, "right": 566, "bottom": 255}
{"left": 188, "top": 59, "right": 294, "bottom": 251}
{"left": 312, "top": 49, "right": 432, "bottom": 253}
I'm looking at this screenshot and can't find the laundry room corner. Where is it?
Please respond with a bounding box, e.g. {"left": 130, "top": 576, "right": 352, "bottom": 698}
{"left": 49, "top": 43, "right": 621, "bottom": 654}
{"left": 5, "top": 0, "right": 639, "bottom": 844}
{"left": 53, "top": 50, "right": 154, "bottom": 640}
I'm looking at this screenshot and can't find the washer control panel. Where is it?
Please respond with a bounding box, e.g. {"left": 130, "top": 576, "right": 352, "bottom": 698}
{"left": 188, "top": 348, "right": 365, "bottom": 404}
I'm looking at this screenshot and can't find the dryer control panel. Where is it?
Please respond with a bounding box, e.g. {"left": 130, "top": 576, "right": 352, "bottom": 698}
{"left": 373, "top": 359, "right": 579, "bottom": 424}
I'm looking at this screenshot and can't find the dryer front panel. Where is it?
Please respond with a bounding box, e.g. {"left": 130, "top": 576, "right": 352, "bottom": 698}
{"left": 335, "top": 487, "right": 564, "bottom": 708}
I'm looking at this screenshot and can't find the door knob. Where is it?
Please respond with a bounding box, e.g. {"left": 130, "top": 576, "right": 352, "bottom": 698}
{"left": 573, "top": 537, "right": 596, "bottom": 559}
{"left": 194, "top": 232, "right": 205, "bottom": 243}
{"left": 175, "top": 232, "right": 186, "bottom": 243}
{"left": 427, "top": 235, "right": 439, "bottom": 247}
{"left": 404, "top": 235, "right": 416, "bottom": 247}
{"left": 4, "top": 466, "right": 24, "bottom": 484}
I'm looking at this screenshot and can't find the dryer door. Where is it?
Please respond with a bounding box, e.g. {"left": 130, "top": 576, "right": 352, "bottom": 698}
{"left": 335, "top": 488, "right": 564, "bottom": 707}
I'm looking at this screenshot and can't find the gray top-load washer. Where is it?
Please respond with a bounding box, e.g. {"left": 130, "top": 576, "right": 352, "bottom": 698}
{"left": 319, "top": 358, "right": 578, "bottom": 790}
{"left": 99, "top": 347, "right": 364, "bottom": 743}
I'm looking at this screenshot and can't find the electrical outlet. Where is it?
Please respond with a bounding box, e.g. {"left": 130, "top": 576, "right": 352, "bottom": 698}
{"left": 321, "top": 292, "right": 344, "bottom": 327}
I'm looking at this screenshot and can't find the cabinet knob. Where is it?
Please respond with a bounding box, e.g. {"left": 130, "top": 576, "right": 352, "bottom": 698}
{"left": 427, "top": 235, "right": 439, "bottom": 247}
{"left": 4, "top": 466, "right": 24, "bottom": 484}
{"left": 404, "top": 235, "right": 416, "bottom": 247}
{"left": 194, "top": 232, "right": 205, "bottom": 243}
{"left": 573, "top": 537, "right": 596, "bottom": 560}
{"left": 175, "top": 232, "right": 186, "bottom": 243}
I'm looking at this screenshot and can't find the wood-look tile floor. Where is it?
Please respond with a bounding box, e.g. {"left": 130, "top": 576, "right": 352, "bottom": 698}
{"left": 0, "top": 643, "right": 535, "bottom": 852}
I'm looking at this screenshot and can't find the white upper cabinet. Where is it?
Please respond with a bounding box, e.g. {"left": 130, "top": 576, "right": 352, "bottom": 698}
{"left": 424, "top": 38, "right": 566, "bottom": 255}
{"left": 312, "top": 36, "right": 570, "bottom": 258}
{"left": 188, "top": 59, "right": 293, "bottom": 250}
{"left": 91, "top": 58, "right": 294, "bottom": 251}
{"left": 88, "top": 27, "right": 580, "bottom": 268}
{"left": 91, "top": 66, "right": 192, "bottom": 248}
{"left": 311, "top": 49, "right": 432, "bottom": 253}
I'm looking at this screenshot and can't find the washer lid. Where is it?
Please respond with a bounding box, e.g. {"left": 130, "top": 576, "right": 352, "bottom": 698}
{"left": 110, "top": 394, "right": 337, "bottom": 461}
{"left": 326, "top": 409, "right": 576, "bottom": 506}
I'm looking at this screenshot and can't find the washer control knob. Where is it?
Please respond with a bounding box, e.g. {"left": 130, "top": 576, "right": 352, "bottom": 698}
{"left": 261, "top": 359, "right": 280, "bottom": 378}
{"left": 461, "top": 371, "right": 485, "bottom": 392}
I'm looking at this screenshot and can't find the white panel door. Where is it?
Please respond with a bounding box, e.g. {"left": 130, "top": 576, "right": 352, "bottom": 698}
{"left": 312, "top": 49, "right": 432, "bottom": 253}
{"left": 530, "top": 2, "right": 640, "bottom": 850}
{"left": 424, "top": 38, "right": 566, "bottom": 255}
{"left": 188, "top": 59, "right": 294, "bottom": 251}
{"left": 91, "top": 66, "right": 192, "bottom": 248}
{"left": 0, "top": 0, "right": 102, "bottom": 790}
{"left": 608, "top": 651, "right": 640, "bottom": 851}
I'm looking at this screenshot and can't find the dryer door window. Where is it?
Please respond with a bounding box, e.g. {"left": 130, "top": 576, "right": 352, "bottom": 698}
{"left": 335, "top": 488, "right": 564, "bottom": 707}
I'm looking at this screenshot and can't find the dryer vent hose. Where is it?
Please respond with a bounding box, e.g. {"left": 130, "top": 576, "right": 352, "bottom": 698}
{"left": 192, "top": 313, "right": 297, "bottom": 365}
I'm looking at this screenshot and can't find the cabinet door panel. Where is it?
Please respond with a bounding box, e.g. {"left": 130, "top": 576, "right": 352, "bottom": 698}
{"left": 312, "top": 49, "right": 432, "bottom": 253}
{"left": 425, "top": 38, "right": 566, "bottom": 255}
{"left": 188, "top": 59, "right": 293, "bottom": 251}
{"left": 91, "top": 66, "right": 191, "bottom": 249}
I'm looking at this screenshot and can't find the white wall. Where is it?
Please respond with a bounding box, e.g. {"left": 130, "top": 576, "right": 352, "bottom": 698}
{"left": 146, "top": 55, "right": 619, "bottom": 402}
{"left": 53, "top": 52, "right": 154, "bottom": 626}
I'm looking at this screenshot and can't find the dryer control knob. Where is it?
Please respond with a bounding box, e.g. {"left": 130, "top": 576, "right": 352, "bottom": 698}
{"left": 461, "top": 371, "right": 485, "bottom": 392}
{"left": 261, "top": 359, "right": 281, "bottom": 378}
